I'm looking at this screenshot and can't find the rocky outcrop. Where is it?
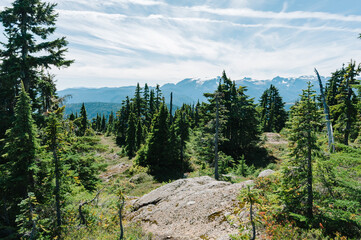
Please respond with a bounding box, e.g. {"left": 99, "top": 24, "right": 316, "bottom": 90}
{"left": 258, "top": 169, "right": 275, "bottom": 178}
{"left": 128, "top": 176, "right": 254, "bottom": 240}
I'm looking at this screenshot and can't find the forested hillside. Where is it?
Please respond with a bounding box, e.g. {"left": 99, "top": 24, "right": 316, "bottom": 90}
{"left": 0, "top": 0, "right": 361, "bottom": 240}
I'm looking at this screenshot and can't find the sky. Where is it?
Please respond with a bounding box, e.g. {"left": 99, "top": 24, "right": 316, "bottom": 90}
{"left": 1, "top": 0, "right": 361, "bottom": 90}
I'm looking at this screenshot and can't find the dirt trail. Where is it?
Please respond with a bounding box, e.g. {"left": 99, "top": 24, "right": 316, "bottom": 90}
{"left": 98, "top": 135, "right": 131, "bottom": 182}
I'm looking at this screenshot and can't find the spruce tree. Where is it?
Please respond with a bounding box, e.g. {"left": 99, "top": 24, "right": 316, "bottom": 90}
{"left": 135, "top": 103, "right": 175, "bottom": 179}
{"left": 0, "top": 0, "right": 73, "bottom": 139}
{"left": 155, "top": 84, "right": 162, "bottom": 110}
{"left": 101, "top": 114, "right": 106, "bottom": 132}
{"left": 325, "top": 66, "right": 346, "bottom": 108}
{"left": 330, "top": 61, "right": 360, "bottom": 144}
{"left": 125, "top": 111, "right": 137, "bottom": 158}
{"left": 78, "top": 103, "right": 88, "bottom": 136}
{"left": 69, "top": 112, "right": 75, "bottom": 121}
{"left": 134, "top": 83, "right": 143, "bottom": 118}
{"left": 2, "top": 82, "right": 39, "bottom": 222}
{"left": 136, "top": 117, "right": 143, "bottom": 150}
{"left": 115, "top": 97, "right": 130, "bottom": 146}
{"left": 204, "top": 73, "right": 260, "bottom": 162}
{"left": 107, "top": 111, "right": 114, "bottom": 133}
{"left": 45, "top": 107, "right": 65, "bottom": 234}
{"left": 174, "top": 107, "right": 190, "bottom": 172}
{"left": 149, "top": 89, "right": 156, "bottom": 123}
{"left": 259, "top": 85, "right": 287, "bottom": 132}
{"left": 281, "top": 82, "right": 322, "bottom": 218}
{"left": 95, "top": 113, "right": 101, "bottom": 131}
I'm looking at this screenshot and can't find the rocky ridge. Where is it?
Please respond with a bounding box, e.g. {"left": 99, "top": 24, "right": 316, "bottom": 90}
{"left": 127, "top": 172, "right": 275, "bottom": 240}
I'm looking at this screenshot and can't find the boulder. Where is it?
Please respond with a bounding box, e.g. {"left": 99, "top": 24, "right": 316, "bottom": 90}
{"left": 258, "top": 169, "right": 275, "bottom": 178}
{"left": 128, "top": 176, "right": 254, "bottom": 240}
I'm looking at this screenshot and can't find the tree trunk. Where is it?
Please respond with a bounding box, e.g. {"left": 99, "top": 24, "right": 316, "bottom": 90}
{"left": 214, "top": 94, "right": 219, "bottom": 180}
{"left": 119, "top": 197, "right": 125, "bottom": 240}
{"left": 53, "top": 149, "right": 61, "bottom": 229}
{"left": 344, "top": 79, "right": 352, "bottom": 145}
{"left": 249, "top": 187, "right": 256, "bottom": 240}
{"left": 170, "top": 92, "right": 173, "bottom": 124}
{"left": 307, "top": 131, "right": 313, "bottom": 219}
{"left": 21, "top": 10, "right": 29, "bottom": 92}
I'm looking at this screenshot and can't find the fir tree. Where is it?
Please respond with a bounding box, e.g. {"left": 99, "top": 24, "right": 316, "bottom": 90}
{"left": 149, "top": 89, "right": 156, "bottom": 123}
{"left": 125, "top": 111, "right": 137, "bottom": 158}
{"left": 115, "top": 97, "right": 130, "bottom": 146}
{"left": 2, "top": 82, "right": 39, "bottom": 222}
{"left": 155, "top": 84, "right": 162, "bottom": 110}
{"left": 78, "top": 103, "right": 88, "bottom": 136}
{"left": 174, "top": 107, "right": 190, "bottom": 172}
{"left": 330, "top": 61, "right": 360, "bottom": 144}
{"left": 325, "top": 66, "right": 346, "bottom": 108}
{"left": 0, "top": 0, "right": 73, "bottom": 139}
{"left": 204, "top": 73, "right": 260, "bottom": 162}
{"left": 136, "top": 103, "right": 177, "bottom": 179}
{"left": 69, "top": 112, "right": 75, "bottom": 121}
{"left": 136, "top": 117, "right": 143, "bottom": 150}
{"left": 95, "top": 113, "right": 101, "bottom": 131}
{"left": 281, "top": 82, "right": 322, "bottom": 218}
{"left": 101, "top": 114, "right": 106, "bottom": 132}
{"left": 107, "top": 111, "right": 114, "bottom": 133}
{"left": 45, "top": 107, "right": 65, "bottom": 234}
{"left": 134, "top": 83, "right": 143, "bottom": 118}
{"left": 259, "top": 85, "right": 287, "bottom": 132}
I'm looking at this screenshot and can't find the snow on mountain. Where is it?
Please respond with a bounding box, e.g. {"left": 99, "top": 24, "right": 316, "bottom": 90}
{"left": 58, "top": 75, "right": 325, "bottom": 112}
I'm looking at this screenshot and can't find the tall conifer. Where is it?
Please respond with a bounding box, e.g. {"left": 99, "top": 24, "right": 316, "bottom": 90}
{"left": 78, "top": 103, "right": 88, "bottom": 136}
{"left": 0, "top": 0, "right": 73, "bottom": 138}
{"left": 2, "top": 83, "right": 38, "bottom": 221}
{"left": 125, "top": 111, "right": 137, "bottom": 158}
{"left": 281, "top": 82, "right": 322, "bottom": 218}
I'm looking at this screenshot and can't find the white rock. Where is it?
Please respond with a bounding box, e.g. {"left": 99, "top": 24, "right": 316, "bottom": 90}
{"left": 258, "top": 169, "right": 275, "bottom": 178}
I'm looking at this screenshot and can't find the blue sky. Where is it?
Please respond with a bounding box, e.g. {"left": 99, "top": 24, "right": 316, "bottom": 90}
{"left": 1, "top": 0, "right": 361, "bottom": 90}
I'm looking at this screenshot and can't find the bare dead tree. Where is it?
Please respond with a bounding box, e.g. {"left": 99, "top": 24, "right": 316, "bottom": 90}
{"left": 118, "top": 194, "right": 125, "bottom": 240}
{"left": 315, "top": 68, "right": 335, "bottom": 152}
{"left": 78, "top": 188, "right": 103, "bottom": 226}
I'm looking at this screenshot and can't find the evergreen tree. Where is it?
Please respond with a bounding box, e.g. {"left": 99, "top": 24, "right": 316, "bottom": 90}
{"left": 106, "top": 111, "right": 114, "bottom": 133}
{"left": 115, "top": 97, "right": 130, "bottom": 146}
{"left": 45, "top": 107, "right": 65, "bottom": 234}
{"left": 69, "top": 112, "right": 75, "bottom": 121}
{"left": 136, "top": 117, "right": 143, "bottom": 150}
{"left": 134, "top": 83, "right": 143, "bottom": 118}
{"left": 194, "top": 101, "right": 200, "bottom": 128}
{"left": 174, "top": 107, "right": 190, "bottom": 172}
{"left": 78, "top": 103, "right": 88, "bottom": 136}
{"left": 204, "top": 72, "right": 260, "bottom": 162}
{"left": 136, "top": 103, "right": 178, "bottom": 179}
{"left": 0, "top": 0, "right": 73, "bottom": 139}
{"left": 95, "top": 113, "right": 101, "bottom": 131}
{"left": 259, "top": 85, "right": 287, "bottom": 132}
{"left": 125, "top": 111, "right": 137, "bottom": 158}
{"left": 330, "top": 61, "right": 360, "bottom": 144}
{"left": 281, "top": 82, "right": 322, "bottom": 218}
{"left": 149, "top": 89, "right": 156, "bottom": 123}
{"left": 101, "top": 114, "right": 106, "bottom": 132}
{"left": 325, "top": 66, "right": 346, "bottom": 108}
{"left": 2, "top": 83, "right": 39, "bottom": 223}
{"left": 143, "top": 83, "right": 150, "bottom": 120}
{"left": 155, "top": 84, "right": 162, "bottom": 110}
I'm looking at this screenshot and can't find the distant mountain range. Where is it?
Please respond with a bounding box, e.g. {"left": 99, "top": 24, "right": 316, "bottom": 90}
{"left": 59, "top": 75, "right": 325, "bottom": 117}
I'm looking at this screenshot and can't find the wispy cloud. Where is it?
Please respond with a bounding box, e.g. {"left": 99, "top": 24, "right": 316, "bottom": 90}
{"left": 190, "top": 5, "right": 361, "bottom": 22}
{"left": 1, "top": 0, "right": 361, "bottom": 90}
